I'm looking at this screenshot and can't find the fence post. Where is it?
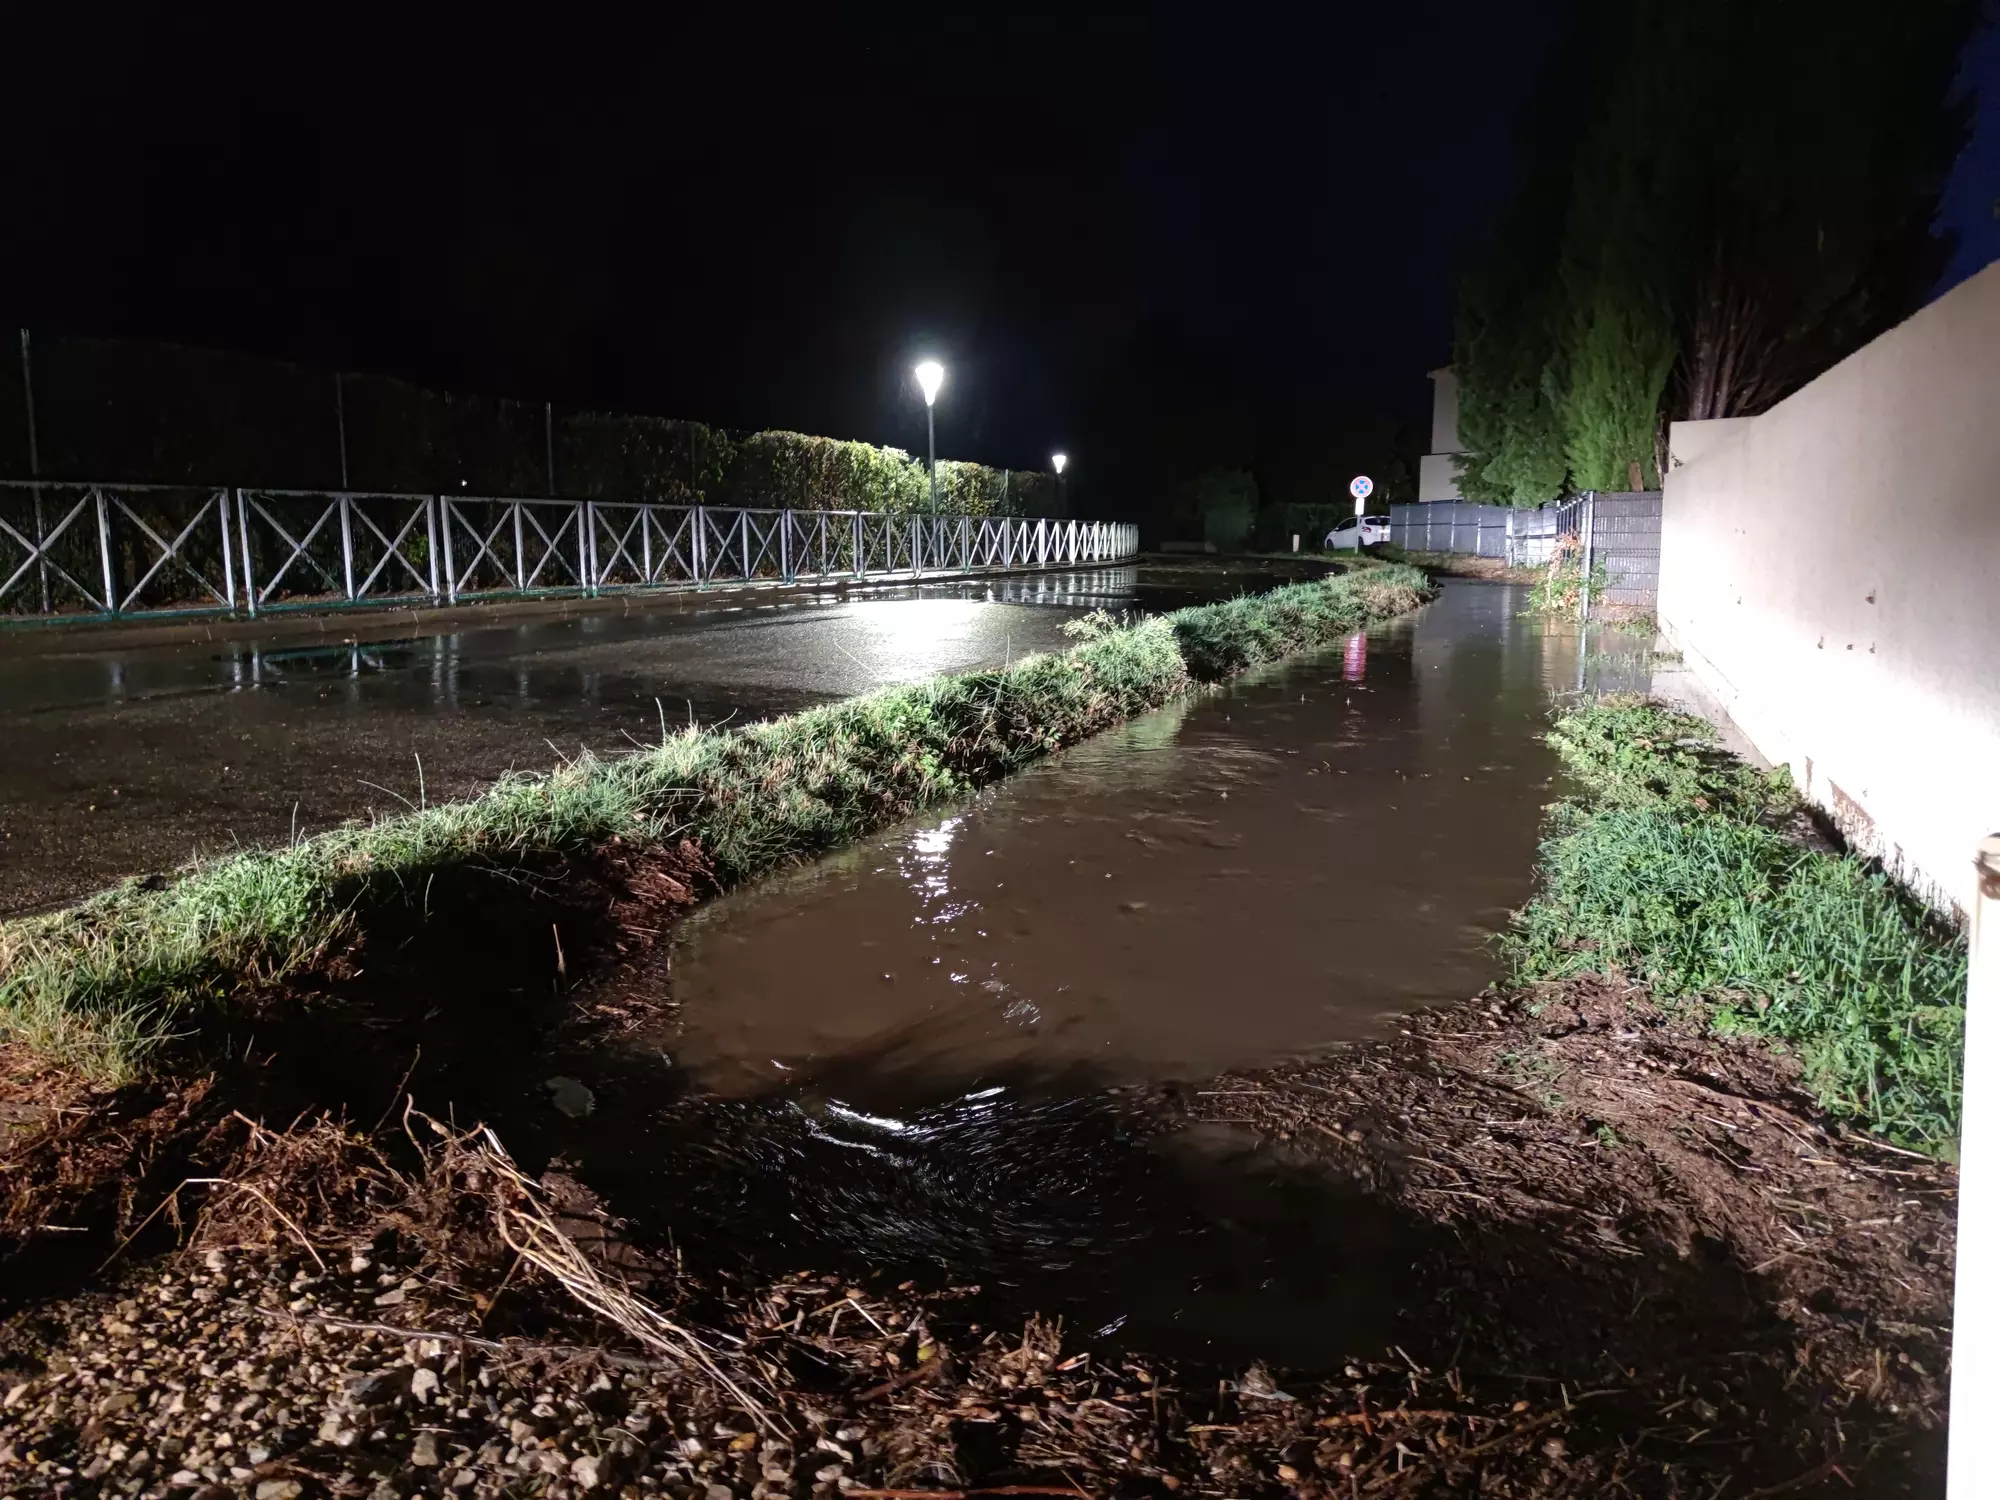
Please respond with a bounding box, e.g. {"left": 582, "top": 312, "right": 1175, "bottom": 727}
{"left": 237, "top": 489, "right": 259, "bottom": 617}
{"left": 442, "top": 497, "right": 459, "bottom": 604}
{"left": 580, "top": 502, "right": 593, "bottom": 593}
{"left": 335, "top": 373, "right": 350, "bottom": 490}
{"left": 513, "top": 502, "right": 527, "bottom": 591}
{"left": 92, "top": 486, "right": 116, "bottom": 615}
{"left": 642, "top": 505, "right": 654, "bottom": 584}
{"left": 694, "top": 505, "right": 708, "bottom": 586}
{"left": 1578, "top": 493, "right": 1596, "bottom": 622}
{"left": 780, "top": 510, "right": 792, "bottom": 581}
{"left": 425, "top": 496, "right": 442, "bottom": 604}
{"left": 545, "top": 401, "right": 557, "bottom": 497}
{"left": 218, "top": 491, "right": 236, "bottom": 611}
{"left": 1950, "top": 834, "right": 2000, "bottom": 1499}
{"left": 339, "top": 493, "right": 356, "bottom": 600}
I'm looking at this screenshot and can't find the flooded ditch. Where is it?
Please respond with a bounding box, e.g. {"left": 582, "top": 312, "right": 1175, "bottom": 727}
{"left": 481, "top": 582, "right": 1658, "bottom": 1365}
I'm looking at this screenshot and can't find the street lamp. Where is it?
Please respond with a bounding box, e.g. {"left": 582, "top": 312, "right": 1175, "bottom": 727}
{"left": 1051, "top": 452, "right": 1068, "bottom": 517}
{"left": 914, "top": 361, "right": 945, "bottom": 515}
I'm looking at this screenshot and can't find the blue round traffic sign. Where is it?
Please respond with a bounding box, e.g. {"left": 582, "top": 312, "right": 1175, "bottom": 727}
{"left": 1349, "top": 475, "right": 1373, "bottom": 500}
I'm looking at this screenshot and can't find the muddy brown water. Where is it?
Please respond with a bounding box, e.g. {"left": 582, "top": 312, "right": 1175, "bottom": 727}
{"left": 512, "top": 581, "right": 1658, "bottom": 1366}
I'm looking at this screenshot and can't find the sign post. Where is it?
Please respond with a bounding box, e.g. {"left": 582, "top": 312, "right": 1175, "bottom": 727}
{"left": 1349, "top": 474, "right": 1373, "bottom": 516}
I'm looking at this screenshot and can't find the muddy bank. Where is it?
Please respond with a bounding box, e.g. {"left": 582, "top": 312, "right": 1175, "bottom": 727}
{"left": 0, "top": 973, "right": 1955, "bottom": 1499}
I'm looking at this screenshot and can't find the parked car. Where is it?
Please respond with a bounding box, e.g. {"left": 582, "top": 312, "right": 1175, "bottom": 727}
{"left": 1325, "top": 514, "right": 1390, "bottom": 551}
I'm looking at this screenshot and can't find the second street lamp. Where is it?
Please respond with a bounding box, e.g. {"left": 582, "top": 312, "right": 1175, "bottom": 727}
{"left": 1052, "top": 451, "right": 1068, "bottom": 518}
{"left": 914, "top": 361, "right": 945, "bottom": 516}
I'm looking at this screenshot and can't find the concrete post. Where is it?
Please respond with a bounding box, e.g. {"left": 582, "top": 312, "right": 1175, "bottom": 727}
{"left": 1949, "top": 834, "right": 2000, "bottom": 1498}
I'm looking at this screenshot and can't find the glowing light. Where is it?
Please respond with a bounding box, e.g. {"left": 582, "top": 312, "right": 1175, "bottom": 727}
{"left": 1051, "top": 452, "right": 1068, "bottom": 475}
{"left": 914, "top": 360, "right": 945, "bottom": 406}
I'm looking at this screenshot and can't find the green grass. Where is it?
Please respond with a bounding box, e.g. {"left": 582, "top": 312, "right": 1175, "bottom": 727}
{"left": 0, "top": 566, "right": 1433, "bottom": 1081}
{"left": 1510, "top": 699, "right": 1968, "bottom": 1154}
{"left": 1545, "top": 697, "right": 1795, "bottom": 822}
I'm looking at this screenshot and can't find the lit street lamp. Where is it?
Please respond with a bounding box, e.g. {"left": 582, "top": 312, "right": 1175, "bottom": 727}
{"left": 1052, "top": 452, "right": 1068, "bottom": 517}
{"left": 914, "top": 361, "right": 945, "bottom": 515}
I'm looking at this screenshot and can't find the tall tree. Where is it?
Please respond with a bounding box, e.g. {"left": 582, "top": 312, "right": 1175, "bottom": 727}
{"left": 1450, "top": 0, "right": 1980, "bottom": 502}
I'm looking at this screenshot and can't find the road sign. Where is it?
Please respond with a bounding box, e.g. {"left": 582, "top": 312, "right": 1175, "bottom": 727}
{"left": 1350, "top": 474, "right": 1373, "bottom": 514}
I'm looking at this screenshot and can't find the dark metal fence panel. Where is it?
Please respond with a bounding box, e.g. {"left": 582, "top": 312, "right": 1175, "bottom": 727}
{"left": 1388, "top": 502, "right": 1515, "bottom": 558}
{"left": 1586, "top": 490, "right": 1662, "bottom": 609}
{"left": 1388, "top": 493, "right": 1659, "bottom": 612}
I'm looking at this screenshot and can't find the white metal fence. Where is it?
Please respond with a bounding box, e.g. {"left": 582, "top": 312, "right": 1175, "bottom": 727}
{"left": 0, "top": 482, "right": 1137, "bottom": 623}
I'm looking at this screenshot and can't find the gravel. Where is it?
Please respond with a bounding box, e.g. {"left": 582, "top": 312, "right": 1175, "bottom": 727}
{"left": 0, "top": 1240, "right": 842, "bottom": 1500}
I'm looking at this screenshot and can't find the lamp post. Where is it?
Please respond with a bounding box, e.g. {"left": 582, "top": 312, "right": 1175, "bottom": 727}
{"left": 1052, "top": 452, "right": 1068, "bottom": 518}
{"left": 915, "top": 361, "right": 945, "bottom": 516}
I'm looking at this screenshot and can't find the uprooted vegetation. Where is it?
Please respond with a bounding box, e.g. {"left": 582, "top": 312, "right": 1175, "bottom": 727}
{"left": 0, "top": 1114, "right": 1652, "bottom": 1499}
{"left": 1511, "top": 696, "right": 1967, "bottom": 1153}
{"left": 0, "top": 567, "right": 1432, "bottom": 1082}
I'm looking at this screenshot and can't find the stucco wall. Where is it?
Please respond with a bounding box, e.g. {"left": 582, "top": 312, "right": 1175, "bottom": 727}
{"left": 1417, "top": 453, "right": 1463, "bottom": 502}
{"left": 1658, "top": 262, "right": 2000, "bottom": 915}
{"left": 1666, "top": 417, "right": 1756, "bottom": 470}
{"left": 1428, "top": 368, "right": 1463, "bottom": 455}
{"left": 1418, "top": 369, "right": 1465, "bottom": 500}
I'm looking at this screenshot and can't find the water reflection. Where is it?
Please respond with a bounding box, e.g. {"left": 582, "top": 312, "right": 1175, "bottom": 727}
{"left": 661, "top": 581, "right": 1584, "bottom": 1095}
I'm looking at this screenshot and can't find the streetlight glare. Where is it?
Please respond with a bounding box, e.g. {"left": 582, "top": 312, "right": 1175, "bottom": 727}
{"left": 1051, "top": 452, "right": 1068, "bottom": 475}
{"left": 914, "top": 361, "right": 945, "bottom": 407}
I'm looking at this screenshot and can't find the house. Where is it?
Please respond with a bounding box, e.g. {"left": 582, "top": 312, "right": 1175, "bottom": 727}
{"left": 1417, "top": 367, "right": 1464, "bottom": 501}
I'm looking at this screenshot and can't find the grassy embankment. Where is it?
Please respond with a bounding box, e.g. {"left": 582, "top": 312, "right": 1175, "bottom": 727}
{"left": 0, "top": 566, "right": 1432, "bottom": 1083}
{"left": 1509, "top": 697, "right": 1968, "bottom": 1153}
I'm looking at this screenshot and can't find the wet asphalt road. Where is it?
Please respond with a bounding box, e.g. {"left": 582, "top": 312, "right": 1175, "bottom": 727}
{"left": 0, "top": 568, "right": 1184, "bottom": 915}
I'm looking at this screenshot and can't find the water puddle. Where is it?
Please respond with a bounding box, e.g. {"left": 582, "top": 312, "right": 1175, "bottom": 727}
{"left": 535, "top": 583, "right": 1655, "bottom": 1361}
{"left": 663, "top": 582, "right": 1604, "bottom": 1091}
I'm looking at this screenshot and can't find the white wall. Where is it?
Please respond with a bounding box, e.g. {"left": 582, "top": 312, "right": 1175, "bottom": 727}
{"left": 1417, "top": 453, "right": 1463, "bottom": 502}
{"left": 1419, "top": 368, "right": 1465, "bottom": 500}
{"left": 1658, "top": 262, "right": 2000, "bottom": 915}
{"left": 1666, "top": 417, "right": 1756, "bottom": 470}
{"left": 1428, "top": 367, "right": 1463, "bottom": 455}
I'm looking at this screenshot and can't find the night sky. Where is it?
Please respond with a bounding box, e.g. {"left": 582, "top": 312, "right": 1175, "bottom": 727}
{"left": 1, "top": 3, "right": 1994, "bottom": 498}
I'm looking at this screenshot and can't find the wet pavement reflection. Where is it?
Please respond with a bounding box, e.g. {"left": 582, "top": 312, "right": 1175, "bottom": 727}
{"left": 0, "top": 567, "right": 1233, "bottom": 914}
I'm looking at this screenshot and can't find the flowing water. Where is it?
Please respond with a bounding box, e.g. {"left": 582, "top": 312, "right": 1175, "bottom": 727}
{"left": 528, "top": 581, "right": 1656, "bottom": 1361}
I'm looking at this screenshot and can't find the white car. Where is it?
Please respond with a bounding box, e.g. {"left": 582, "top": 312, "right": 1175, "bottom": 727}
{"left": 1325, "top": 514, "right": 1390, "bottom": 551}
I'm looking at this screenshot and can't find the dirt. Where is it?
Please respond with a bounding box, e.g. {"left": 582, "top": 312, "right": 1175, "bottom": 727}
{"left": 1186, "top": 977, "right": 1955, "bottom": 1495}
{"left": 0, "top": 836, "right": 713, "bottom": 1312}
{"left": 0, "top": 955, "right": 1957, "bottom": 1498}
{"left": 1371, "top": 552, "right": 1542, "bottom": 585}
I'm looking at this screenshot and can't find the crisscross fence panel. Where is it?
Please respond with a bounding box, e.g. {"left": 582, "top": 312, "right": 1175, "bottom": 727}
{"left": 0, "top": 480, "right": 1138, "bottom": 623}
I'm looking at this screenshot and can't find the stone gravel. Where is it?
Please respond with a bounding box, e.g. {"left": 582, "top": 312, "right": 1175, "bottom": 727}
{"left": 0, "top": 1241, "right": 867, "bottom": 1500}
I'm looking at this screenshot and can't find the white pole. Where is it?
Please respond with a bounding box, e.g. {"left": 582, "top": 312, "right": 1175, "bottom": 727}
{"left": 1949, "top": 833, "right": 2000, "bottom": 1498}
{"left": 335, "top": 373, "right": 350, "bottom": 490}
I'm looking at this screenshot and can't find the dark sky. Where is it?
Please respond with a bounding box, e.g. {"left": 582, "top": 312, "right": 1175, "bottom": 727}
{"left": 1939, "top": 14, "right": 2000, "bottom": 294}
{"left": 6, "top": 4, "right": 1992, "bottom": 501}
{"left": 0, "top": 2, "right": 1561, "bottom": 489}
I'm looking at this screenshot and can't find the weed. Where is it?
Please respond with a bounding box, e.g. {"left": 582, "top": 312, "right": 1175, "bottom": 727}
{"left": 1524, "top": 534, "right": 1607, "bottom": 616}
{"left": 1546, "top": 697, "right": 1794, "bottom": 822}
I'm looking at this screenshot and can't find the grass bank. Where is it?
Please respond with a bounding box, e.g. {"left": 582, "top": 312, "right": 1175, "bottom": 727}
{"left": 0, "top": 566, "right": 1432, "bottom": 1082}
{"left": 1508, "top": 697, "right": 1968, "bottom": 1153}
